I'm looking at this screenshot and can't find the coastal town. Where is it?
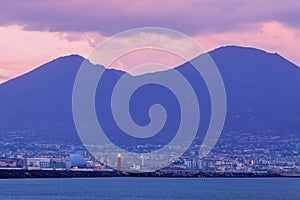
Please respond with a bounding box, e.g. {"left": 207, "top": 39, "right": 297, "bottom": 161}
{"left": 0, "top": 130, "right": 299, "bottom": 173}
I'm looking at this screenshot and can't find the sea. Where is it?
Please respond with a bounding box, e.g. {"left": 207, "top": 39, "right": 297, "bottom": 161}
{"left": 0, "top": 178, "right": 299, "bottom": 199}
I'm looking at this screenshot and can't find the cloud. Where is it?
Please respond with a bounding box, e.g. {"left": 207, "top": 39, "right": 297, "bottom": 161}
{"left": 0, "top": 73, "right": 8, "bottom": 81}
{"left": 0, "top": 0, "right": 299, "bottom": 35}
{"left": 194, "top": 21, "right": 300, "bottom": 66}
{"left": 74, "top": 20, "right": 300, "bottom": 73}
{"left": 1, "top": 21, "right": 300, "bottom": 84}
{"left": 0, "top": 25, "right": 105, "bottom": 83}
{"left": 0, "top": 1, "right": 300, "bottom": 83}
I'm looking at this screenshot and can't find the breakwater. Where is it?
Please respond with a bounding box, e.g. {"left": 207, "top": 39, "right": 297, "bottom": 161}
{"left": 1, "top": 169, "right": 300, "bottom": 179}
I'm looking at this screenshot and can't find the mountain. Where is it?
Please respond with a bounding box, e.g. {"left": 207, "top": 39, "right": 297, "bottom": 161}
{"left": 0, "top": 46, "right": 300, "bottom": 144}
{"left": 210, "top": 46, "right": 300, "bottom": 133}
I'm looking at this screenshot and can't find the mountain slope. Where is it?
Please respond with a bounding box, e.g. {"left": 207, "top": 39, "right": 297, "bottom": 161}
{"left": 210, "top": 46, "right": 300, "bottom": 132}
{"left": 0, "top": 55, "right": 84, "bottom": 141}
{"left": 0, "top": 46, "right": 299, "bottom": 143}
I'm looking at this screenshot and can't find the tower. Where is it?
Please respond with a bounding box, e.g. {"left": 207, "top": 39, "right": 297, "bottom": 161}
{"left": 140, "top": 154, "right": 145, "bottom": 166}
{"left": 116, "top": 153, "right": 121, "bottom": 171}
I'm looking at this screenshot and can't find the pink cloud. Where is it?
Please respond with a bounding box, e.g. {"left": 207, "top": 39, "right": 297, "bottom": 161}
{"left": 0, "top": 25, "right": 105, "bottom": 83}
{"left": 109, "top": 49, "right": 186, "bottom": 75}
{"left": 194, "top": 21, "right": 300, "bottom": 66}
{"left": 0, "top": 21, "right": 300, "bottom": 84}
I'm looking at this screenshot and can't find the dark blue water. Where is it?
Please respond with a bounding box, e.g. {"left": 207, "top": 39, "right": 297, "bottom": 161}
{"left": 0, "top": 178, "right": 299, "bottom": 199}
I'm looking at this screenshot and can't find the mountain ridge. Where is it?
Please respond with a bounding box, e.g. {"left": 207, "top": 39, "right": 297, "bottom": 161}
{"left": 0, "top": 45, "right": 299, "bottom": 143}
{"left": 2, "top": 45, "right": 298, "bottom": 87}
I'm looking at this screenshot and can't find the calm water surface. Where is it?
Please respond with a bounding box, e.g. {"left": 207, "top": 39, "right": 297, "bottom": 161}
{"left": 0, "top": 178, "right": 299, "bottom": 199}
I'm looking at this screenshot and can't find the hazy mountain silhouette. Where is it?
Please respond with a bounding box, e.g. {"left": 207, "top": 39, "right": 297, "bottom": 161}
{"left": 0, "top": 46, "right": 299, "bottom": 143}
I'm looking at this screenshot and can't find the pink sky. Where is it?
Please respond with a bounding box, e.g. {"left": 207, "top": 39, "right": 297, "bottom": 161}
{"left": 0, "top": 0, "right": 300, "bottom": 83}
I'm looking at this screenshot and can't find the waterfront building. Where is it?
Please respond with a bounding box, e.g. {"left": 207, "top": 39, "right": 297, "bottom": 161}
{"left": 70, "top": 154, "right": 87, "bottom": 168}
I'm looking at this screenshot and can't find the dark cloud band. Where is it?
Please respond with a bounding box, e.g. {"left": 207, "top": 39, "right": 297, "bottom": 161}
{"left": 0, "top": 0, "right": 299, "bottom": 35}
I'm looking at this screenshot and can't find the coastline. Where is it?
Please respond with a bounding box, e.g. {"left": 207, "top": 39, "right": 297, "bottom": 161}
{"left": 1, "top": 169, "right": 300, "bottom": 179}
